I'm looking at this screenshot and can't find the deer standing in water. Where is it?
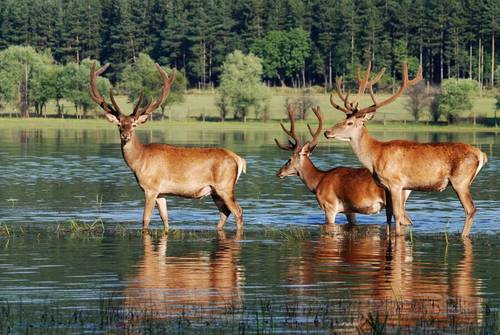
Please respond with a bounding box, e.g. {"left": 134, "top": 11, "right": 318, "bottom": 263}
{"left": 324, "top": 62, "right": 487, "bottom": 237}
{"left": 89, "top": 63, "right": 246, "bottom": 230}
{"left": 276, "top": 105, "right": 411, "bottom": 231}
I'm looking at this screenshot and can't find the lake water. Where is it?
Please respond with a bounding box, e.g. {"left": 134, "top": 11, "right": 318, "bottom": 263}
{"left": 0, "top": 125, "right": 498, "bottom": 334}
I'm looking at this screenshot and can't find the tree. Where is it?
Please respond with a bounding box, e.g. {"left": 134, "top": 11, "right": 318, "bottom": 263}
{"left": 437, "top": 79, "right": 479, "bottom": 123}
{"left": 0, "top": 45, "right": 53, "bottom": 117}
{"left": 61, "top": 59, "right": 111, "bottom": 118}
{"left": 251, "top": 28, "right": 311, "bottom": 86}
{"left": 286, "top": 89, "right": 317, "bottom": 120}
{"left": 495, "top": 94, "right": 500, "bottom": 127}
{"left": 121, "top": 53, "right": 186, "bottom": 120}
{"left": 217, "top": 50, "right": 270, "bottom": 121}
{"left": 30, "top": 64, "right": 63, "bottom": 117}
{"left": 405, "top": 82, "right": 431, "bottom": 121}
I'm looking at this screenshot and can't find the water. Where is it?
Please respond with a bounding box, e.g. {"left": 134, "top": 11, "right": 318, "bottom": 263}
{"left": 0, "top": 125, "right": 498, "bottom": 333}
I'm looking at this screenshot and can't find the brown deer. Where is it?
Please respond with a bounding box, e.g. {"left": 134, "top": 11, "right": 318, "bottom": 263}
{"left": 275, "top": 105, "right": 412, "bottom": 231}
{"left": 89, "top": 63, "right": 246, "bottom": 230}
{"left": 324, "top": 62, "right": 487, "bottom": 237}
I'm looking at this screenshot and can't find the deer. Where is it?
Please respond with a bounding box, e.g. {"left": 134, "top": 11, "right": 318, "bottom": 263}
{"left": 324, "top": 62, "right": 488, "bottom": 238}
{"left": 275, "top": 104, "right": 412, "bottom": 232}
{"left": 89, "top": 63, "right": 246, "bottom": 230}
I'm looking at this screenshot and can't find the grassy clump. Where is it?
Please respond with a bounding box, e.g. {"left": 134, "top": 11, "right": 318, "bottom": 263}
{"left": 0, "top": 297, "right": 496, "bottom": 335}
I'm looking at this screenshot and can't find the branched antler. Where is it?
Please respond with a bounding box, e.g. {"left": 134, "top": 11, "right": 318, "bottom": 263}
{"left": 275, "top": 105, "right": 301, "bottom": 152}
{"left": 134, "top": 64, "right": 176, "bottom": 118}
{"left": 89, "top": 62, "right": 176, "bottom": 119}
{"left": 89, "top": 62, "right": 121, "bottom": 117}
{"left": 306, "top": 106, "right": 323, "bottom": 151}
{"left": 329, "top": 62, "right": 421, "bottom": 118}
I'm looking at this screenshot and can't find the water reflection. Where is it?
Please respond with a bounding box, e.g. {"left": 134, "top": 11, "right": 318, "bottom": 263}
{"left": 287, "top": 226, "right": 483, "bottom": 331}
{"left": 124, "top": 231, "right": 244, "bottom": 316}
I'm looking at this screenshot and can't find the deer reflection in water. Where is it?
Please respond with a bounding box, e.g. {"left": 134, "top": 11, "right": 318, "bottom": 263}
{"left": 287, "top": 226, "right": 483, "bottom": 332}
{"left": 124, "top": 231, "right": 244, "bottom": 317}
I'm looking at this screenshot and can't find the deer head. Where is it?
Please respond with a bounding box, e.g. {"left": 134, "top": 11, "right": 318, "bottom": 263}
{"left": 89, "top": 62, "right": 176, "bottom": 143}
{"left": 275, "top": 105, "right": 323, "bottom": 178}
{"left": 324, "top": 62, "right": 422, "bottom": 141}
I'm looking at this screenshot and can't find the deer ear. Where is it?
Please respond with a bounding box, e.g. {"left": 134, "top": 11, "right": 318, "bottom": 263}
{"left": 105, "top": 113, "right": 120, "bottom": 125}
{"left": 135, "top": 113, "right": 151, "bottom": 124}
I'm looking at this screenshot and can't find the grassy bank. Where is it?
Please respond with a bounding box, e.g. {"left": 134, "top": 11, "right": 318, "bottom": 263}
{"left": 0, "top": 116, "right": 498, "bottom": 133}
{"left": 0, "top": 91, "right": 498, "bottom": 123}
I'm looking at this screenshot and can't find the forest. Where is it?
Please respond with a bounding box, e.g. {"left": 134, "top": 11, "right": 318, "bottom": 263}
{"left": 0, "top": 0, "right": 498, "bottom": 89}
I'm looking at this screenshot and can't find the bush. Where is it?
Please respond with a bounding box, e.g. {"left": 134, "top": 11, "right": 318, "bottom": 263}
{"left": 405, "top": 82, "right": 431, "bottom": 121}
{"left": 217, "top": 50, "right": 270, "bottom": 121}
{"left": 285, "top": 89, "right": 317, "bottom": 120}
{"left": 436, "top": 79, "right": 479, "bottom": 123}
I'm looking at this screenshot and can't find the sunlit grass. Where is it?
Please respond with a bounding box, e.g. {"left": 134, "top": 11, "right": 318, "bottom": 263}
{"left": 0, "top": 92, "right": 497, "bottom": 123}
{"left": 0, "top": 116, "right": 496, "bottom": 135}
{"left": 0, "top": 221, "right": 495, "bottom": 244}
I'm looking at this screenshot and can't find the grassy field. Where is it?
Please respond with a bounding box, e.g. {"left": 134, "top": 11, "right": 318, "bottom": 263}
{"left": 0, "top": 116, "right": 498, "bottom": 133}
{"left": 0, "top": 90, "right": 497, "bottom": 124}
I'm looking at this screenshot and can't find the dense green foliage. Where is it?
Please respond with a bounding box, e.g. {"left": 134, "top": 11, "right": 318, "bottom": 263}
{"left": 437, "top": 79, "right": 479, "bottom": 123}
{"left": 121, "top": 53, "right": 186, "bottom": 119}
{"left": 217, "top": 51, "right": 270, "bottom": 121}
{"left": 0, "top": 0, "right": 498, "bottom": 88}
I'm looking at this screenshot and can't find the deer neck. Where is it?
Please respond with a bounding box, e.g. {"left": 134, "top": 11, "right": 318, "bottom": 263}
{"left": 350, "top": 126, "right": 380, "bottom": 173}
{"left": 298, "top": 156, "right": 324, "bottom": 193}
{"left": 121, "top": 132, "right": 145, "bottom": 172}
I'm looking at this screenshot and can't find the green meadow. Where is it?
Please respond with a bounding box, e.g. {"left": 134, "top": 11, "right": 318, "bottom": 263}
{"left": 1, "top": 91, "right": 498, "bottom": 125}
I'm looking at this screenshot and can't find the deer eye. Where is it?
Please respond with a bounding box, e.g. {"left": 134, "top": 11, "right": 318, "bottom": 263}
{"left": 347, "top": 121, "right": 354, "bottom": 126}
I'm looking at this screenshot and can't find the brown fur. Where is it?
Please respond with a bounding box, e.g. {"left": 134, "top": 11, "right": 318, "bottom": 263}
{"left": 325, "top": 112, "right": 487, "bottom": 238}
{"left": 117, "top": 123, "right": 246, "bottom": 230}
{"left": 276, "top": 105, "right": 412, "bottom": 232}
{"left": 89, "top": 62, "right": 245, "bottom": 230}
{"left": 278, "top": 155, "right": 390, "bottom": 227}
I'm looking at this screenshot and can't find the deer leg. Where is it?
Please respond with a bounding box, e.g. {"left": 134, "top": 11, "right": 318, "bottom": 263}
{"left": 400, "top": 190, "right": 413, "bottom": 226}
{"left": 217, "top": 190, "right": 243, "bottom": 229}
{"left": 385, "top": 189, "right": 393, "bottom": 236}
{"left": 389, "top": 187, "right": 406, "bottom": 236}
{"left": 143, "top": 192, "right": 158, "bottom": 230}
{"left": 345, "top": 213, "right": 356, "bottom": 225}
{"left": 451, "top": 182, "right": 476, "bottom": 238}
{"left": 323, "top": 202, "right": 339, "bottom": 233}
{"left": 324, "top": 210, "right": 338, "bottom": 234}
{"left": 211, "top": 193, "right": 231, "bottom": 230}
{"left": 155, "top": 197, "right": 169, "bottom": 230}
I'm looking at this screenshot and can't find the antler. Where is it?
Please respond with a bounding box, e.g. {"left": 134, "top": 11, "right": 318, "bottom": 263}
{"left": 357, "top": 62, "right": 422, "bottom": 116}
{"left": 306, "top": 106, "right": 323, "bottom": 150}
{"left": 330, "top": 62, "right": 422, "bottom": 117}
{"left": 133, "top": 63, "right": 176, "bottom": 118}
{"left": 275, "top": 105, "right": 301, "bottom": 152}
{"left": 89, "top": 62, "right": 121, "bottom": 117}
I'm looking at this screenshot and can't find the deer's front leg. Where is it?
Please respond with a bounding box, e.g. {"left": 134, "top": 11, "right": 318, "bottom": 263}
{"left": 143, "top": 191, "right": 158, "bottom": 230}
{"left": 155, "top": 197, "right": 169, "bottom": 230}
{"left": 389, "top": 187, "right": 406, "bottom": 236}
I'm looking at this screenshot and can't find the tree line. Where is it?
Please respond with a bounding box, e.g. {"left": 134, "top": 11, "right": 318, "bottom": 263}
{"left": 0, "top": 0, "right": 498, "bottom": 89}
{"left": 0, "top": 46, "right": 185, "bottom": 117}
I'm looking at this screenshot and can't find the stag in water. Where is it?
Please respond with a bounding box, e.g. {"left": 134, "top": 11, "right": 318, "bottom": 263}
{"left": 324, "top": 62, "right": 487, "bottom": 237}
{"left": 276, "top": 105, "right": 412, "bottom": 232}
{"left": 89, "top": 63, "right": 246, "bottom": 230}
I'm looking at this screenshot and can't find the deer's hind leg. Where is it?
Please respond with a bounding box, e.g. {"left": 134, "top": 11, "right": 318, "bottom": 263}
{"left": 211, "top": 193, "right": 231, "bottom": 230}
{"left": 214, "top": 189, "right": 243, "bottom": 229}
{"left": 345, "top": 213, "right": 356, "bottom": 225}
{"left": 450, "top": 179, "right": 477, "bottom": 238}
